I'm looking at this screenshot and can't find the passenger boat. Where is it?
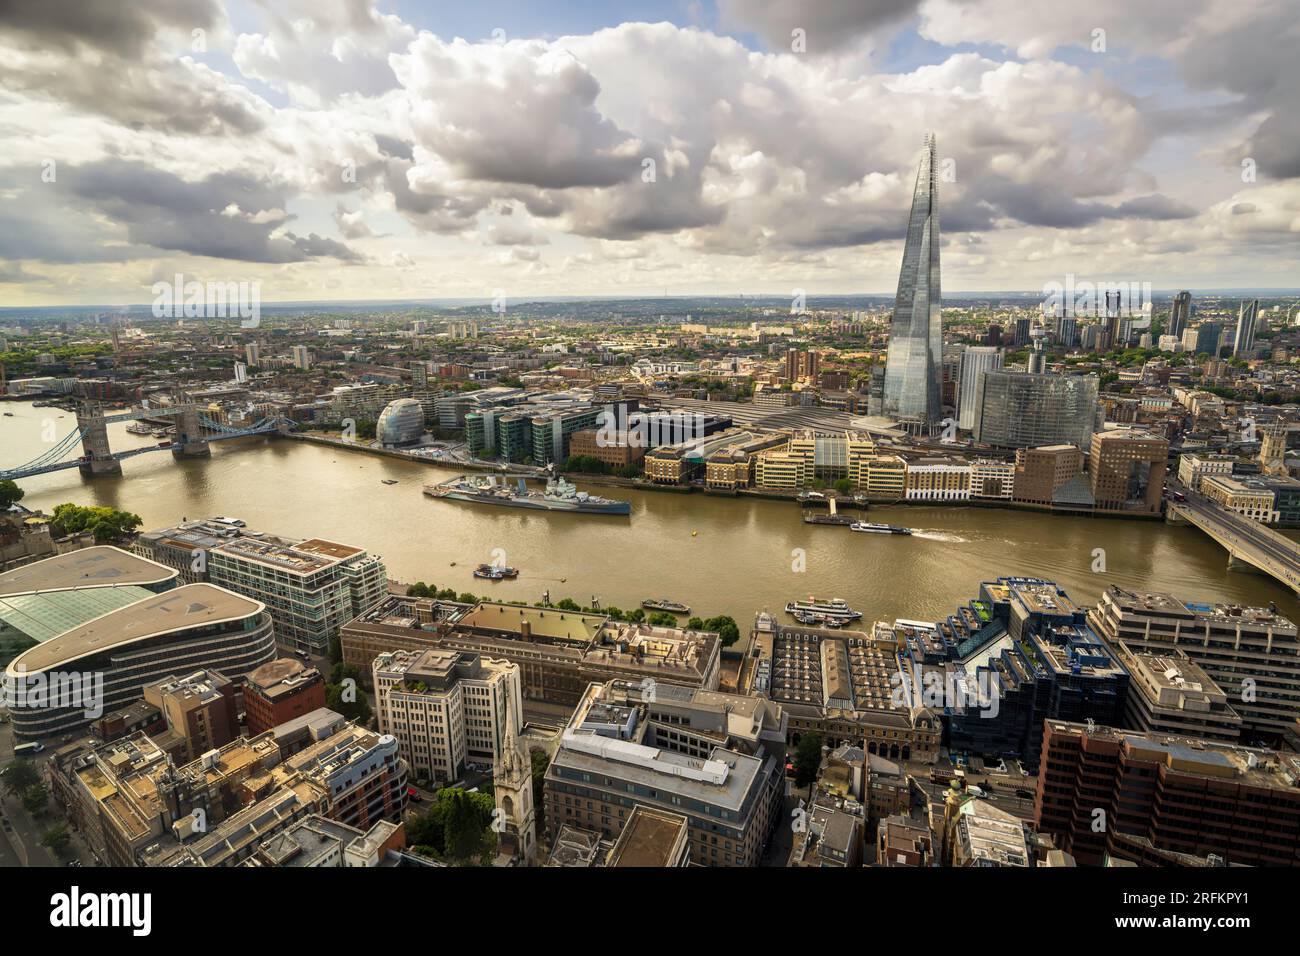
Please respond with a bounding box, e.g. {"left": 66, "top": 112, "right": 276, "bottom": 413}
{"left": 474, "top": 564, "right": 519, "bottom": 580}
{"left": 784, "top": 597, "right": 862, "bottom": 621}
{"left": 641, "top": 599, "right": 691, "bottom": 615}
{"left": 849, "top": 521, "right": 913, "bottom": 535}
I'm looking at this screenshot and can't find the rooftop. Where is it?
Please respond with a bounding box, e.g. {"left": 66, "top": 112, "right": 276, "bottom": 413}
{"left": 0, "top": 546, "right": 177, "bottom": 597}
{"left": 6, "top": 583, "right": 264, "bottom": 675}
{"left": 606, "top": 806, "right": 689, "bottom": 867}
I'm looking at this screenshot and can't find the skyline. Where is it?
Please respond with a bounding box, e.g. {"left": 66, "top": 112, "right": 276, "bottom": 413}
{"left": 1, "top": 0, "right": 1298, "bottom": 306}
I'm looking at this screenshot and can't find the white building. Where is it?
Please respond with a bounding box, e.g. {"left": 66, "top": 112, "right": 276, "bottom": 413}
{"left": 1177, "top": 453, "right": 1234, "bottom": 492}
{"left": 373, "top": 648, "right": 522, "bottom": 784}
{"left": 968, "top": 459, "right": 1015, "bottom": 500}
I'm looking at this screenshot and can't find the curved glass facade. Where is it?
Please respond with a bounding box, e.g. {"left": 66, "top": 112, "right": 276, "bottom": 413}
{"left": 376, "top": 398, "right": 425, "bottom": 445}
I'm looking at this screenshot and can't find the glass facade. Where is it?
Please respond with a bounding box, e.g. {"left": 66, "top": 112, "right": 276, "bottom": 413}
{"left": 884, "top": 135, "right": 943, "bottom": 425}
{"left": 973, "top": 371, "right": 1100, "bottom": 449}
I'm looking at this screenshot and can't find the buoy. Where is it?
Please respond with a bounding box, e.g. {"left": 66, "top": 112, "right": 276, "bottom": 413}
{"left": 691, "top": 530, "right": 698, "bottom": 537}
{"left": 450, "top": 561, "right": 457, "bottom": 567}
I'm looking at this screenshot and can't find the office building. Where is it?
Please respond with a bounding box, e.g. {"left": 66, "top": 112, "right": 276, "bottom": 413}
{"left": 905, "top": 458, "right": 972, "bottom": 501}
{"left": 1088, "top": 429, "right": 1168, "bottom": 514}
{"left": 877, "top": 814, "right": 935, "bottom": 867}
{"left": 141, "top": 670, "right": 241, "bottom": 762}
{"left": 1088, "top": 586, "right": 1300, "bottom": 739}
{"left": 1233, "top": 298, "right": 1259, "bottom": 357}
{"left": 372, "top": 647, "right": 522, "bottom": 784}
{"left": 1193, "top": 322, "right": 1222, "bottom": 356}
{"left": 4, "top": 570, "right": 275, "bottom": 741}
{"left": 243, "top": 658, "right": 327, "bottom": 736}
{"left": 943, "top": 790, "right": 1031, "bottom": 867}
{"left": 343, "top": 596, "right": 720, "bottom": 706}
{"left": 883, "top": 135, "right": 943, "bottom": 426}
{"left": 956, "top": 346, "right": 1003, "bottom": 431}
{"left": 1106, "top": 643, "right": 1242, "bottom": 742}
{"left": 1011, "top": 444, "right": 1085, "bottom": 507}
{"left": 1177, "top": 453, "right": 1233, "bottom": 492}
{"left": 241, "top": 815, "right": 409, "bottom": 868}
{"left": 1169, "top": 291, "right": 1191, "bottom": 339}
{"left": 1035, "top": 721, "right": 1300, "bottom": 866}
{"left": 544, "top": 679, "right": 786, "bottom": 867}
{"left": 375, "top": 398, "right": 424, "bottom": 446}
{"left": 1200, "top": 474, "right": 1278, "bottom": 522}
{"left": 973, "top": 371, "right": 1099, "bottom": 449}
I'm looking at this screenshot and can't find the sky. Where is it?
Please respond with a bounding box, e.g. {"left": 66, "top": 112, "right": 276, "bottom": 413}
{"left": 0, "top": 0, "right": 1297, "bottom": 306}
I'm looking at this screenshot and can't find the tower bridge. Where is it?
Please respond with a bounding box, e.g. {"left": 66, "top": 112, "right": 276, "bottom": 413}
{"left": 1, "top": 402, "right": 291, "bottom": 482}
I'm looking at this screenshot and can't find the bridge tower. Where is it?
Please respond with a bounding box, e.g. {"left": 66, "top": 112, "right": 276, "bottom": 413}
{"left": 76, "top": 405, "right": 122, "bottom": 477}
{"left": 171, "top": 406, "right": 211, "bottom": 459}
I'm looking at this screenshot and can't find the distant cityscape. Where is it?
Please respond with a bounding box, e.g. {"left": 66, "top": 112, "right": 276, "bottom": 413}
{"left": 0, "top": 3, "right": 1297, "bottom": 905}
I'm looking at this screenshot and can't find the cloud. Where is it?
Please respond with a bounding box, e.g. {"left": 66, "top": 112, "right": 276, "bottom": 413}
{"left": 718, "top": 0, "right": 922, "bottom": 51}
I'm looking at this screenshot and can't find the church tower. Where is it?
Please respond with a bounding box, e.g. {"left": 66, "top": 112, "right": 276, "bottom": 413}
{"left": 493, "top": 698, "right": 536, "bottom": 866}
{"left": 1260, "top": 420, "right": 1290, "bottom": 476}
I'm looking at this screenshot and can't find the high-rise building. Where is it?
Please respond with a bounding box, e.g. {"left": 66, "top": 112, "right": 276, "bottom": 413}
{"left": 972, "top": 371, "right": 1099, "bottom": 449}
{"left": 1194, "top": 321, "right": 1222, "bottom": 356}
{"left": 883, "top": 135, "right": 943, "bottom": 426}
{"left": 956, "top": 346, "right": 1002, "bottom": 431}
{"left": 244, "top": 342, "right": 260, "bottom": 367}
{"left": 1233, "top": 298, "right": 1259, "bottom": 356}
{"left": 1088, "top": 429, "right": 1169, "bottom": 514}
{"left": 141, "top": 670, "right": 242, "bottom": 762}
{"left": 1168, "top": 290, "right": 1191, "bottom": 339}
{"left": 291, "top": 345, "right": 312, "bottom": 369}
{"left": 1012, "top": 318, "right": 1031, "bottom": 348}
{"left": 1034, "top": 720, "right": 1300, "bottom": 866}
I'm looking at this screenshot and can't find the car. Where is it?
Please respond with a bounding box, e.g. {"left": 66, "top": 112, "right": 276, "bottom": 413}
{"left": 1015, "top": 788, "right": 1034, "bottom": 800}
{"left": 405, "top": 785, "right": 423, "bottom": 803}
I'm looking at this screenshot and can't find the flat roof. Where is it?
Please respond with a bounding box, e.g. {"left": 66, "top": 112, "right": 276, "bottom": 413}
{"left": 0, "top": 546, "right": 177, "bottom": 597}
{"left": 6, "top": 583, "right": 264, "bottom": 675}
{"left": 460, "top": 602, "right": 606, "bottom": 643}
{"left": 607, "top": 806, "right": 688, "bottom": 867}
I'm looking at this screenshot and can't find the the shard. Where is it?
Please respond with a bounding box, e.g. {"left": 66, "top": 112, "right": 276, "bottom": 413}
{"left": 883, "top": 134, "right": 943, "bottom": 426}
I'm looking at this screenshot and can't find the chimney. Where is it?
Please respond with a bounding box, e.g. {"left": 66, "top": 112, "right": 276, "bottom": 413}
{"left": 520, "top": 620, "right": 531, "bottom": 640}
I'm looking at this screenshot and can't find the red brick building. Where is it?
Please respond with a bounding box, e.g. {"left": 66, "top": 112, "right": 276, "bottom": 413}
{"left": 244, "top": 658, "right": 327, "bottom": 735}
{"left": 1035, "top": 720, "right": 1300, "bottom": 866}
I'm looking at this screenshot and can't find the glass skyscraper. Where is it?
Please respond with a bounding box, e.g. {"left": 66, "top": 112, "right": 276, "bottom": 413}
{"left": 972, "top": 370, "right": 1100, "bottom": 449}
{"left": 884, "top": 135, "right": 943, "bottom": 426}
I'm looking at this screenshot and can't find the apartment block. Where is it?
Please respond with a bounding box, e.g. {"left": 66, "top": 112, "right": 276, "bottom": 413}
{"left": 243, "top": 658, "right": 327, "bottom": 736}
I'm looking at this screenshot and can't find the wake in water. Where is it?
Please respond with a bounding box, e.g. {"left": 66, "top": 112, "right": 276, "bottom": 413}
{"left": 909, "top": 529, "right": 970, "bottom": 544}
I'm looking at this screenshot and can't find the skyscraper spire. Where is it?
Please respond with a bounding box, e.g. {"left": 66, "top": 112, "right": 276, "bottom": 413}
{"left": 883, "top": 134, "right": 943, "bottom": 427}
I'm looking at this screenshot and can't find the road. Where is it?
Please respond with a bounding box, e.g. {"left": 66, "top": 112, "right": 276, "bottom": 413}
{"left": 1168, "top": 477, "right": 1300, "bottom": 592}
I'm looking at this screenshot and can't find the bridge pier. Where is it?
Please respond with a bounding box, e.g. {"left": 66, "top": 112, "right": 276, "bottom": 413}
{"left": 76, "top": 410, "right": 122, "bottom": 477}
{"left": 171, "top": 407, "right": 211, "bottom": 459}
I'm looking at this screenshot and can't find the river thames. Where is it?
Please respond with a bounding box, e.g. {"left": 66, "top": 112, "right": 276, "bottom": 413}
{"left": 4, "top": 399, "right": 1298, "bottom": 628}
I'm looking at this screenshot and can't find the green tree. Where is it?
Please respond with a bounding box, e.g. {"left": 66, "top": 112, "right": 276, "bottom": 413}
{"left": 408, "top": 581, "right": 431, "bottom": 597}
{"left": 326, "top": 679, "right": 371, "bottom": 723}
{"left": 457, "top": 592, "right": 478, "bottom": 605}
{"left": 646, "top": 611, "right": 678, "bottom": 627}
{"left": 627, "top": 608, "right": 645, "bottom": 624}
{"left": 794, "top": 732, "right": 824, "bottom": 788}
{"left": 0, "top": 480, "right": 24, "bottom": 510}
{"left": 1, "top": 760, "right": 39, "bottom": 795}
{"left": 703, "top": 615, "right": 741, "bottom": 647}
{"left": 22, "top": 782, "right": 49, "bottom": 815}
{"left": 328, "top": 633, "right": 342, "bottom": 666}
{"left": 834, "top": 478, "right": 855, "bottom": 495}
{"left": 555, "top": 598, "right": 580, "bottom": 612}
{"left": 49, "top": 503, "right": 142, "bottom": 543}
{"left": 686, "top": 616, "right": 704, "bottom": 630}
{"left": 41, "top": 822, "right": 71, "bottom": 856}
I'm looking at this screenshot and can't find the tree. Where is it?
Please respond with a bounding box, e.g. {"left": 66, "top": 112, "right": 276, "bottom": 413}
{"left": 457, "top": 592, "right": 478, "bottom": 605}
{"left": 555, "top": 598, "right": 580, "bottom": 612}
{"left": 627, "top": 608, "right": 645, "bottom": 624}
{"left": 794, "top": 733, "right": 824, "bottom": 788}
{"left": 1, "top": 760, "right": 39, "bottom": 796}
{"left": 531, "top": 748, "right": 550, "bottom": 831}
{"left": 41, "top": 822, "right": 71, "bottom": 856}
{"left": 408, "top": 582, "right": 431, "bottom": 598}
{"left": 0, "top": 480, "right": 24, "bottom": 510}
{"left": 704, "top": 614, "right": 741, "bottom": 647}
{"left": 646, "top": 611, "right": 678, "bottom": 627}
{"left": 22, "top": 782, "right": 49, "bottom": 815}
{"left": 48, "top": 503, "right": 142, "bottom": 543}
{"left": 834, "top": 478, "right": 855, "bottom": 495}
{"left": 326, "top": 680, "right": 371, "bottom": 723}
{"left": 687, "top": 616, "right": 704, "bottom": 630}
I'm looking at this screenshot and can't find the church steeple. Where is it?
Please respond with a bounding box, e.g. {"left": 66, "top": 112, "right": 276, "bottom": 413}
{"left": 493, "top": 689, "right": 536, "bottom": 865}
